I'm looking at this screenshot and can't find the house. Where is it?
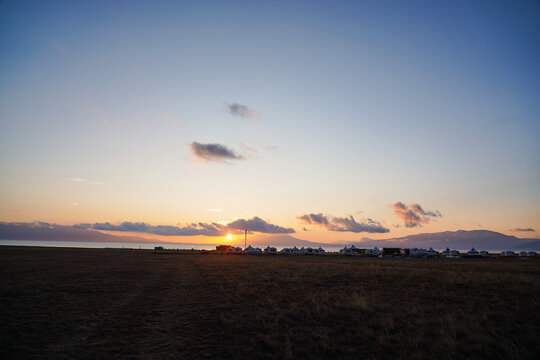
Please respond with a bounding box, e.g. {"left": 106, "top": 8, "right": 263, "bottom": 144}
{"left": 501, "top": 250, "right": 515, "bottom": 257}
{"left": 382, "top": 248, "right": 401, "bottom": 257}
{"left": 351, "top": 247, "right": 366, "bottom": 256}
{"left": 244, "top": 245, "right": 262, "bottom": 255}
{"left": 339, "top": 245, "right": 366, "bottom": 255}
{"left": 411, "top": 248, "right": 428, "bottom": 258}
{"left": 264, "top": 246, "right": 277, "bottom": 254}
{"left": 154, "top": 246, "right": 164, "bottom": 251}
{"left": 216, "top": 245, "right": 232, "bottom": 252}
{"left": 365, "top": 247, "right": 381, "bottom": 257}
{"left": 519, "top": 251, "right": 528, "bottom": 257}
{"left": 227, "top": 246, "right": 243, "bottom": 254}
{"left": 527, "top": 251, "right": 537, "bottom": 257}
{"left": 480, "top": 250, "right": 489, "bottom": 257}
{"left": 401, "top": 248, "right": 411, "bottom": 257}
{"left": 426, "top": 248, "right": 438, "bottom": 257}
{"left": 280, "top": 247, "right": 292, "bottom": 254}
{"left": 305, "top": 247, "right": 316, "bottom": 255}
{"left": 339, "top": 246, "right": 355, "bottom": 255}
{"left": 290, "top": 246, "right": 302, "bottom": 255}
{"left": 467, "top": 248, "right": 480, "bottom": 257}
{"left": 305, "top": 247, "right": 325, "bottom": 255}
{"left": 443, "top": 249, "right": 460, "bottom": 258}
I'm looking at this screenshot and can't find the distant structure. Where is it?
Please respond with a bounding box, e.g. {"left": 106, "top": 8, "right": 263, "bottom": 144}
{"left": 244, "top": 229, "right": 247, "bottom": 249}
{"left": 264, "top": 246, "right": 277, "bottom": 254}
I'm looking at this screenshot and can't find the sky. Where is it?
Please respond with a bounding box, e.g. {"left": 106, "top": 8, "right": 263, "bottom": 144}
{"left": 1, "top": 0, "right": 539, "bottom": 245}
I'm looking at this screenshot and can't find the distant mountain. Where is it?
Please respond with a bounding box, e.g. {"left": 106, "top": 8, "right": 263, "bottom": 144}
{"left": 516, "top": 239, "right": 540, "bottom": 250}
{"left": 357, "top": 230, "right": 540, "bottom": 250}
{"left": 0, "top": 222, "right": 158, "bottom": 243}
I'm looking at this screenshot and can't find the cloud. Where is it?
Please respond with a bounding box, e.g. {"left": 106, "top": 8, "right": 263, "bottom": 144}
{"left": 91, "top": 181, "right": 104, "bottom": 185}
{"left": 73, "top": 217, "right": 295, "bottom": 236}
{"left": 83, "top": 221, "right": 231, "bottom": 236}
{"left": 391, "top": 202, "right": 442, "bottom": 228}
{"left": 0, "top": 222, "right": 154, "bottom": 243}
{"left": 298, "top": 213, "right": 329, "bottom": 226}
{"left": 227, "top": 217, "right": 295, "bottom": 234}
{"left": 510, "top": 228, "right": 535, "bottom": 232}
{"left": 68, "top": 177, "right": 86, "bottom": 182}
{"left": 189, "top": 142, "right": 244, "bottom": 162}
{"left": 225, "top": 103, "right": 260, "bottom": 118}
{"left": 78, "top": 221, "right": 230, "bottom": 237}
{"left": 298, "top": 213, "right": 389, "bottom": 233}
{"left": 70, "top": 202, "right": 79, "bottom": 207}
{"left": 409, "top": 203, "right": 442, "bottom": 217}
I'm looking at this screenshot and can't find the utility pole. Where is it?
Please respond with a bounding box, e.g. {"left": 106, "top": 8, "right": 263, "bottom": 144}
{"left": 244, "top": 229, "right": 247, "bottom": 249}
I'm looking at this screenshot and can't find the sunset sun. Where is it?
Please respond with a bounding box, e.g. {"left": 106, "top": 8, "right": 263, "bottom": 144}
{"left": 226, "top": 234, "right": 233, "bottom": 241}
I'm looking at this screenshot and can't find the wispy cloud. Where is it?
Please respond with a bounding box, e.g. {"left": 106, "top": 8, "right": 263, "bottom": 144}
{"left": 510, "top": 228, "right": 535, "bottom": 232}
{"left": 189, "top": 142, "right": 244, "bottom": 163}
{"left": 298, "top": 213, "right": 389, "bottom": 233}
{"left": 67, "top": 177, "right": 86, "bottom": 182}
{"left": 225, "top": 103, "right": 260, "bottom": 118}
{"left": 91, "top": 181, "right": 104, "bottom": 185}
{"left": 70, "top": 202, "right": 79, "bottom": 207}
{"left": 391, "top": 202, "right": 442, "bottom": 228}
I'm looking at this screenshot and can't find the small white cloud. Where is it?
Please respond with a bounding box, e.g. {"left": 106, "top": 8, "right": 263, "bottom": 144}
{"left": 68, "top": 178, "right": 86, "bottom": 182}
{"left": 91, "top": 181, "right": 104, "bottom": 185}
{"left": 70, "top": 202, "right": 79, "bottom": 207}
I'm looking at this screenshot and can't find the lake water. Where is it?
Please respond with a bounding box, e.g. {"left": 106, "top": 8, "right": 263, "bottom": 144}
{"left": 0, "top": 240, "right": 529, "bottom": 254}
{"left": 0, "top": 240, "right": 214, "bottom": 250}
{"left": 0, "top": 240, "right": 346, "bottom": 252}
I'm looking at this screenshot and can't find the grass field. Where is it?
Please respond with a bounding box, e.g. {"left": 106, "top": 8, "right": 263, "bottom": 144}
{"left": 1, "top": 246, "right": 539, "bottom": 359}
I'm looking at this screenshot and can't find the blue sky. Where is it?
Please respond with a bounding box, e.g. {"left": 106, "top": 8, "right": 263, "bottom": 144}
{"left": 1, "top": 0, "right": 539, "bottom": 243}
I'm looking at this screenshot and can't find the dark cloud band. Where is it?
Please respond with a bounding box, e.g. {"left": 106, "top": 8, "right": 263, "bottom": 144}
{"left": 298, "top": 213, "right": 389, "bottom": 233}
{"left": 226, "top": 103, "right": 259, "bottom": 118}
{"left": 190, "top": 142, "right": 243, "bottom": 162}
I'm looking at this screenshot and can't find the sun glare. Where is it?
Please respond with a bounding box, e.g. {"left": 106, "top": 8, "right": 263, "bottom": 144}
{"left": 226, "top": 234, "right": 233, "bottom": 240}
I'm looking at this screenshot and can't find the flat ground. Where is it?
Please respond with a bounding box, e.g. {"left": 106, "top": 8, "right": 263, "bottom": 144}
{"left": 1, "top": 246, "right": 539, "bottom": 359}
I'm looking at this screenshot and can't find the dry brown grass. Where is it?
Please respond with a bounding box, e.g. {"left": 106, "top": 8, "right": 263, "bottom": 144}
{"left": 0, "top": 246, "right": 539, "bottom": 359}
